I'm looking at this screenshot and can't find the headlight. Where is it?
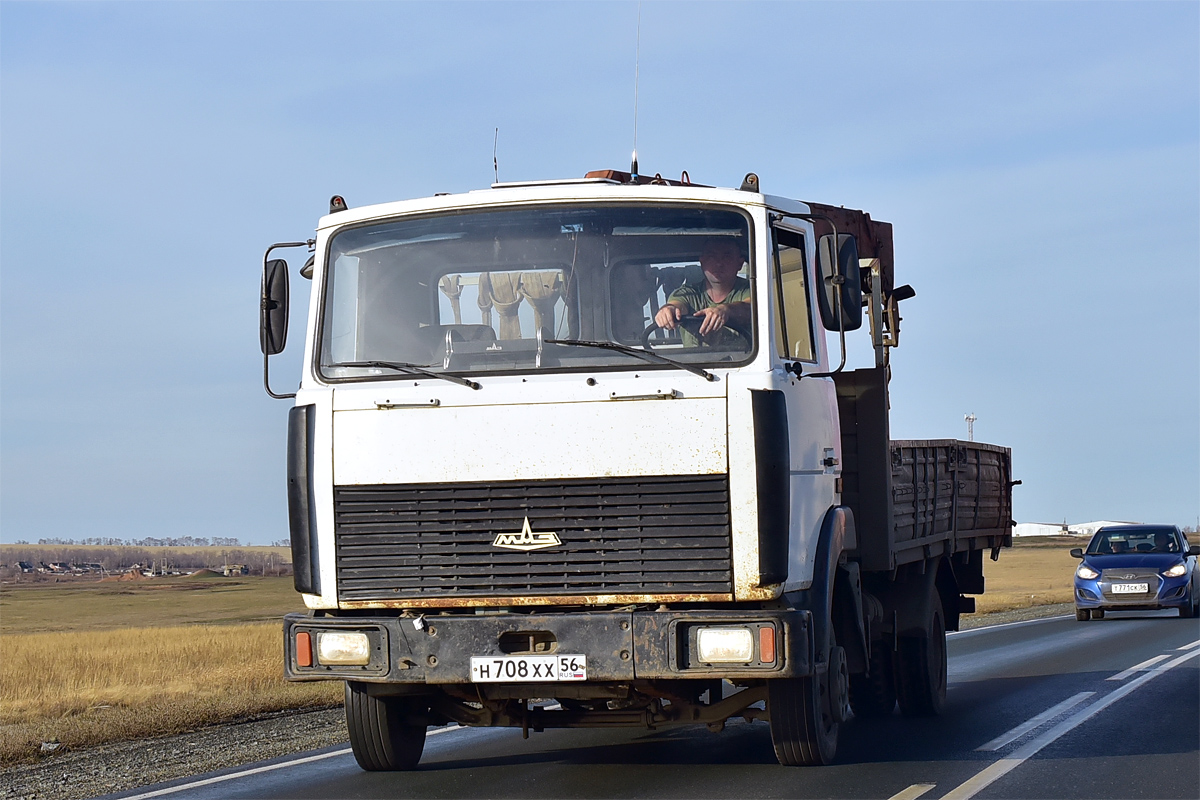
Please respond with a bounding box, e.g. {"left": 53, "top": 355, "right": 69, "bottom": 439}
{"left": 1164, "top": 563, "right": 1188, "bottom": 578}
{"left": 316, "top": 631, "right": 371, "bottom": 665}
{"left": 696, "top": 627, "right": 755, "bottom": 663}
{"left": 1076, "top": 565, "right": 1099, "bottom": 580}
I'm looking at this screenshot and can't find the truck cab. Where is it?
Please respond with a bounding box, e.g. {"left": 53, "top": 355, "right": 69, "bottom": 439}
{"left": 261, "top": 169, "right": 1012, "bottom": 770}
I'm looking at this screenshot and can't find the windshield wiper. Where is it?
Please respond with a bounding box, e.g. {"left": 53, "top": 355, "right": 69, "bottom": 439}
{"left": 544, "top": 339, "right": 715, "bottom": 382}
{"left": 329, "top": 361, "right": 482, "bottom": 390}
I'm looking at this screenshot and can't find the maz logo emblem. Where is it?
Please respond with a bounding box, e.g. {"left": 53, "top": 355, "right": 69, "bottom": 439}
{"left": 492, "top": 517, "right": 562, "bottom": 552}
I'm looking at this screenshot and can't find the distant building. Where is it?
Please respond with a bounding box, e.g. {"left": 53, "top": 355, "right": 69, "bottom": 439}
{"left": 1013, "top": 520, "right": 1140, "bottom": 538}
{"left": 223, "top": 564, "right": 249, "bottom": 577}
{"left": 13, "top": 561, "right": 34, "bottom": 573}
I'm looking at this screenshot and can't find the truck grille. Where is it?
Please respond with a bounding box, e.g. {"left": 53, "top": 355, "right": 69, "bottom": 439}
{"left": 333, "top": 474, "right": 733, "bottom": 601}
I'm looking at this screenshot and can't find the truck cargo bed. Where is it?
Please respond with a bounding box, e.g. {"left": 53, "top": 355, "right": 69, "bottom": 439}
{"left": 834, "top": 368, "right": 1013, "bottom": 572}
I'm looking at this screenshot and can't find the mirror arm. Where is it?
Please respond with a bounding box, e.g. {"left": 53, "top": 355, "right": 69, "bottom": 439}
{"left": 262, "top": 240, "right": 315, "bottom": 401}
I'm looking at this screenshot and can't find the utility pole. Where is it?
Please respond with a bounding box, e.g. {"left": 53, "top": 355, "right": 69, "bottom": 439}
{"left": 964, "top": 413, "right": 977, "bottom": 442}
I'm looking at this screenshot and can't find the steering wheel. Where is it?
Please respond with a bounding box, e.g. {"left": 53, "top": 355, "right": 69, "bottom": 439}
{"left": 640, "top": 317, "right": 750, "bottom": 351}
{"left": 641, "top": 317, "right": 701, "bottom": 349}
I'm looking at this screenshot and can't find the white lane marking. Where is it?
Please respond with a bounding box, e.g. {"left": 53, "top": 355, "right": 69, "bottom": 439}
{"left": 947, "top": 615, "right": 1073, "bottom": 638}
{"left": 975, "top": 691, "right": 1094, "bottom": 751}
{"left": 117, "top": 725, "right": 463, "bottom": 800}
{"left": 941, "top": 648, "right": 1200, "bottom": 800}
{"left": 1176, "top": 638, "right": 1200, "bottom": 651}
{"left": 885, "top": 783, "right": 936, "bottom": 800}
{"left": 1105, "top": 653, "right": 1168, "bottom": 681}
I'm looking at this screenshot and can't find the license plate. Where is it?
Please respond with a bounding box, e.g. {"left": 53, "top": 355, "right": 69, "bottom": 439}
{"left": 469, "top": 655, "right": 587, "bottom": 683}
{"left": 1112, "top": 583, "right": 1149, "bottom": 594}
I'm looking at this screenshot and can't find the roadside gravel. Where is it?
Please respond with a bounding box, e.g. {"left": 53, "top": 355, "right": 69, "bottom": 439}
{"left": 2, "top": 603, "right": 1074, "bottom": 800}
{"left": 1, "top": 706, "right": 346, "bottom": 800}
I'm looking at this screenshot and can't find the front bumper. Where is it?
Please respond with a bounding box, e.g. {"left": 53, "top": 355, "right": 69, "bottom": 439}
{"left": 284, "top": 608, "right": 812, "bottom": 684}
{"left": 1074, "top": 576, "right": 1192, "bottom": 611}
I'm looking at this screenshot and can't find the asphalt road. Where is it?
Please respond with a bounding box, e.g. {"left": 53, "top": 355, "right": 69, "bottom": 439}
{"left": 103, "top": 611, "right": 1199, "bottom": 800}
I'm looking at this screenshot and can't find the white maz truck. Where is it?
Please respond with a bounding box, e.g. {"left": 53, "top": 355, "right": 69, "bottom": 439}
{"left": 260, "top": 168, "right": 1014, "bottom": 769}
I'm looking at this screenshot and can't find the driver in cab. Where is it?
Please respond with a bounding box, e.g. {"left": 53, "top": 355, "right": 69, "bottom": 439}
{"left": 653, "top": 237, "right": 751, "bottom": 346}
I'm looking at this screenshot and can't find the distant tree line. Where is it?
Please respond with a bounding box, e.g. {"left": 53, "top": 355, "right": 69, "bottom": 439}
{"left": 1, "top": 544, "right": 291, "bottom": 576}
{"left": 31, "top": 536, "right": 244, "bottom": 547}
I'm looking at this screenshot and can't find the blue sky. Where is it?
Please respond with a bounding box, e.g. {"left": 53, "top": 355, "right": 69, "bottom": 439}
{"left": 2, "top": 2, "right": 1197, "bottom": 544}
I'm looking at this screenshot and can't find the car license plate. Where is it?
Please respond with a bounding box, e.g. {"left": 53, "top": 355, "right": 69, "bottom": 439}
{"left": 1112, "top": 583, "right": 1149, "bottom": 594}
{"left": 469, "top": 655, "right": 587, "bottom": 683}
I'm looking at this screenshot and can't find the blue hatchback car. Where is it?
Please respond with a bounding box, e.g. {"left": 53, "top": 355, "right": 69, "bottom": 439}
{"left": 1072, "top": 525, "right": 1200, "bottom": 620}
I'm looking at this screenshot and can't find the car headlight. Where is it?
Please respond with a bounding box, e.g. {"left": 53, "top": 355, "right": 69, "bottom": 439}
{"left": 1076, "top": 564, "right": 1099, "bottom": 580}
{"left": 1164, "top": 563, "right": 1188, "bottom": 578}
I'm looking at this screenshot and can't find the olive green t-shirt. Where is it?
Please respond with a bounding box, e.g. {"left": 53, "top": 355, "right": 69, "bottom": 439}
{"left": 666, "top": 277, "right": 751, "bottom": 346}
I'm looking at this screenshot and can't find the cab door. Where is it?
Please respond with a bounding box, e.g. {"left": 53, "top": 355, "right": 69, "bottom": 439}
{"left": 770, "top": 222, "right": 840, "bottom": 591}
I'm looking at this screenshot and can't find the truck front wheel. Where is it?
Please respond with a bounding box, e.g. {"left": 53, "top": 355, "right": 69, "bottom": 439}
{"left": 768, "top": 635, "right": 845, "bottom": 766}
{"left": 895, "top": 598, "right": 947, "bottom": 717}
{"left": 345, "top": 682, "right": 428, "bottom": 771}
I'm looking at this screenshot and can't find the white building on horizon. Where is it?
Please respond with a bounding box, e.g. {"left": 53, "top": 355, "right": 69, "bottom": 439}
{"left": 1013, "top": 520, "right": 1140, "bottom": 538}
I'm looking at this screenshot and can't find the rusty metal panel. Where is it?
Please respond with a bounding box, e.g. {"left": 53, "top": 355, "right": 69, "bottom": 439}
{"left": 891, "top": 440, "right": 1012, "bottom": 559}
{"left": 803, "top": 202, "right": 894, "bottom": 298}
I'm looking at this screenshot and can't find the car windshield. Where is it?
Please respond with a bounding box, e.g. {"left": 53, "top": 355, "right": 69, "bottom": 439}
{"left": 318, "top": 204, "right": 755, "bottom": 379}
{"left": 1085, "top": 528, "right": 1182, "bottom": 555}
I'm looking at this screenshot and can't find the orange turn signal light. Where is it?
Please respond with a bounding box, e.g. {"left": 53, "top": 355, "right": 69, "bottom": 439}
{"left": 759, "top": 626, "right": 775, "bottom": 664}
{"left": 296, "top": 631, "right": 313, "bottom": 667}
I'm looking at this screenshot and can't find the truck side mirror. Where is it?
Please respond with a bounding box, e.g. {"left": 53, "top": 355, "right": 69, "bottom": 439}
{"left": 260, "top": 258, "right": 289, "bottom": 355}
{"left": 816, "top": 234, "right": 862, "bottom": 332}
{"left": 1069, "top": 548, "right": 1084, "bottom": 559}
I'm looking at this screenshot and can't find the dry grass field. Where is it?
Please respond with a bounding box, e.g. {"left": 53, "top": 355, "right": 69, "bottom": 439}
{"left": 0, "top": 575, "right": 340, "bottom": 765}
{"left": 0, "top": 624, "right": 341, "bottom": 765}
{"left": 0, "top": 537, "right": 1083, "bottom": 765}
{"left": 0, "top": 574, "right": 305, "bottom": 635}
{"left": 977, "top": 535, "right": 1080, "bottom": 612}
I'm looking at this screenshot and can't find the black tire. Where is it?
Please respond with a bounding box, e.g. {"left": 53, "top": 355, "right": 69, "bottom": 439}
{"left": 768, "top": 672, "right": 838, "bottom": 766}
{"left": 1075, "top": 608, "right": 1090, "bottom": 622}
{"left": 345, "top": 682, "right": 428, "bottom": 771}
{"left": 849, "top": 641, "right": 896, "bottom": 717}
{"left": 1179, "top": 594, "right": 1197, "bottom": 618}
{"left": 895, "top": 599, "right": 947, "bottom": 717}
{"left": 1092, "top": 609, "right": 1105, "bottom": 620}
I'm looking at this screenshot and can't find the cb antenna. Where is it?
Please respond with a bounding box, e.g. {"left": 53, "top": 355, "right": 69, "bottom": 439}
{"left": 493, "top": 128, "right": 499, "bottom": 184}
{"left": 630, "top": 2, "right": 641, "bottom": 182}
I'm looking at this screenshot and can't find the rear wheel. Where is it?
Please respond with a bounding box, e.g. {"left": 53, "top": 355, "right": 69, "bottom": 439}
{"left": 895, "top": 596, "right": 947, "bottom": 717}
{"left": 1075, "top": 608, "right": 1090, "bottom": 622}
{"left": 849, "top": 641, "right": 896, "bottom": 717}
{"left": 345, "top": 682, "right": 428, "bottom": 771}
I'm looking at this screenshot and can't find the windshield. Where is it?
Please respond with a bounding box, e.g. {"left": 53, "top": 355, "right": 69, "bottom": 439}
{"left": 318, "top": 204, "right": 754, "bottom": 379}
{"left": 1085, "top": 527, "right": 1182, "bottom": 555}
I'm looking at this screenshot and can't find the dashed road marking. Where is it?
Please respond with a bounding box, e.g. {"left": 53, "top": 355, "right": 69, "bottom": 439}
{"left": 1176, "top": 638, "right": 1200, "bottom": 651}
{"left": 940, "top": 648, "right": 1200, "bottom": 800}
{"left": 886, "top": 783, "right": 936, "bottom": 800}
{"left": 975, "top": 691, "right": 1094, "bottom": 751}
{"left": 1106, "top": 653, "right": 1169, "bottom": 681}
